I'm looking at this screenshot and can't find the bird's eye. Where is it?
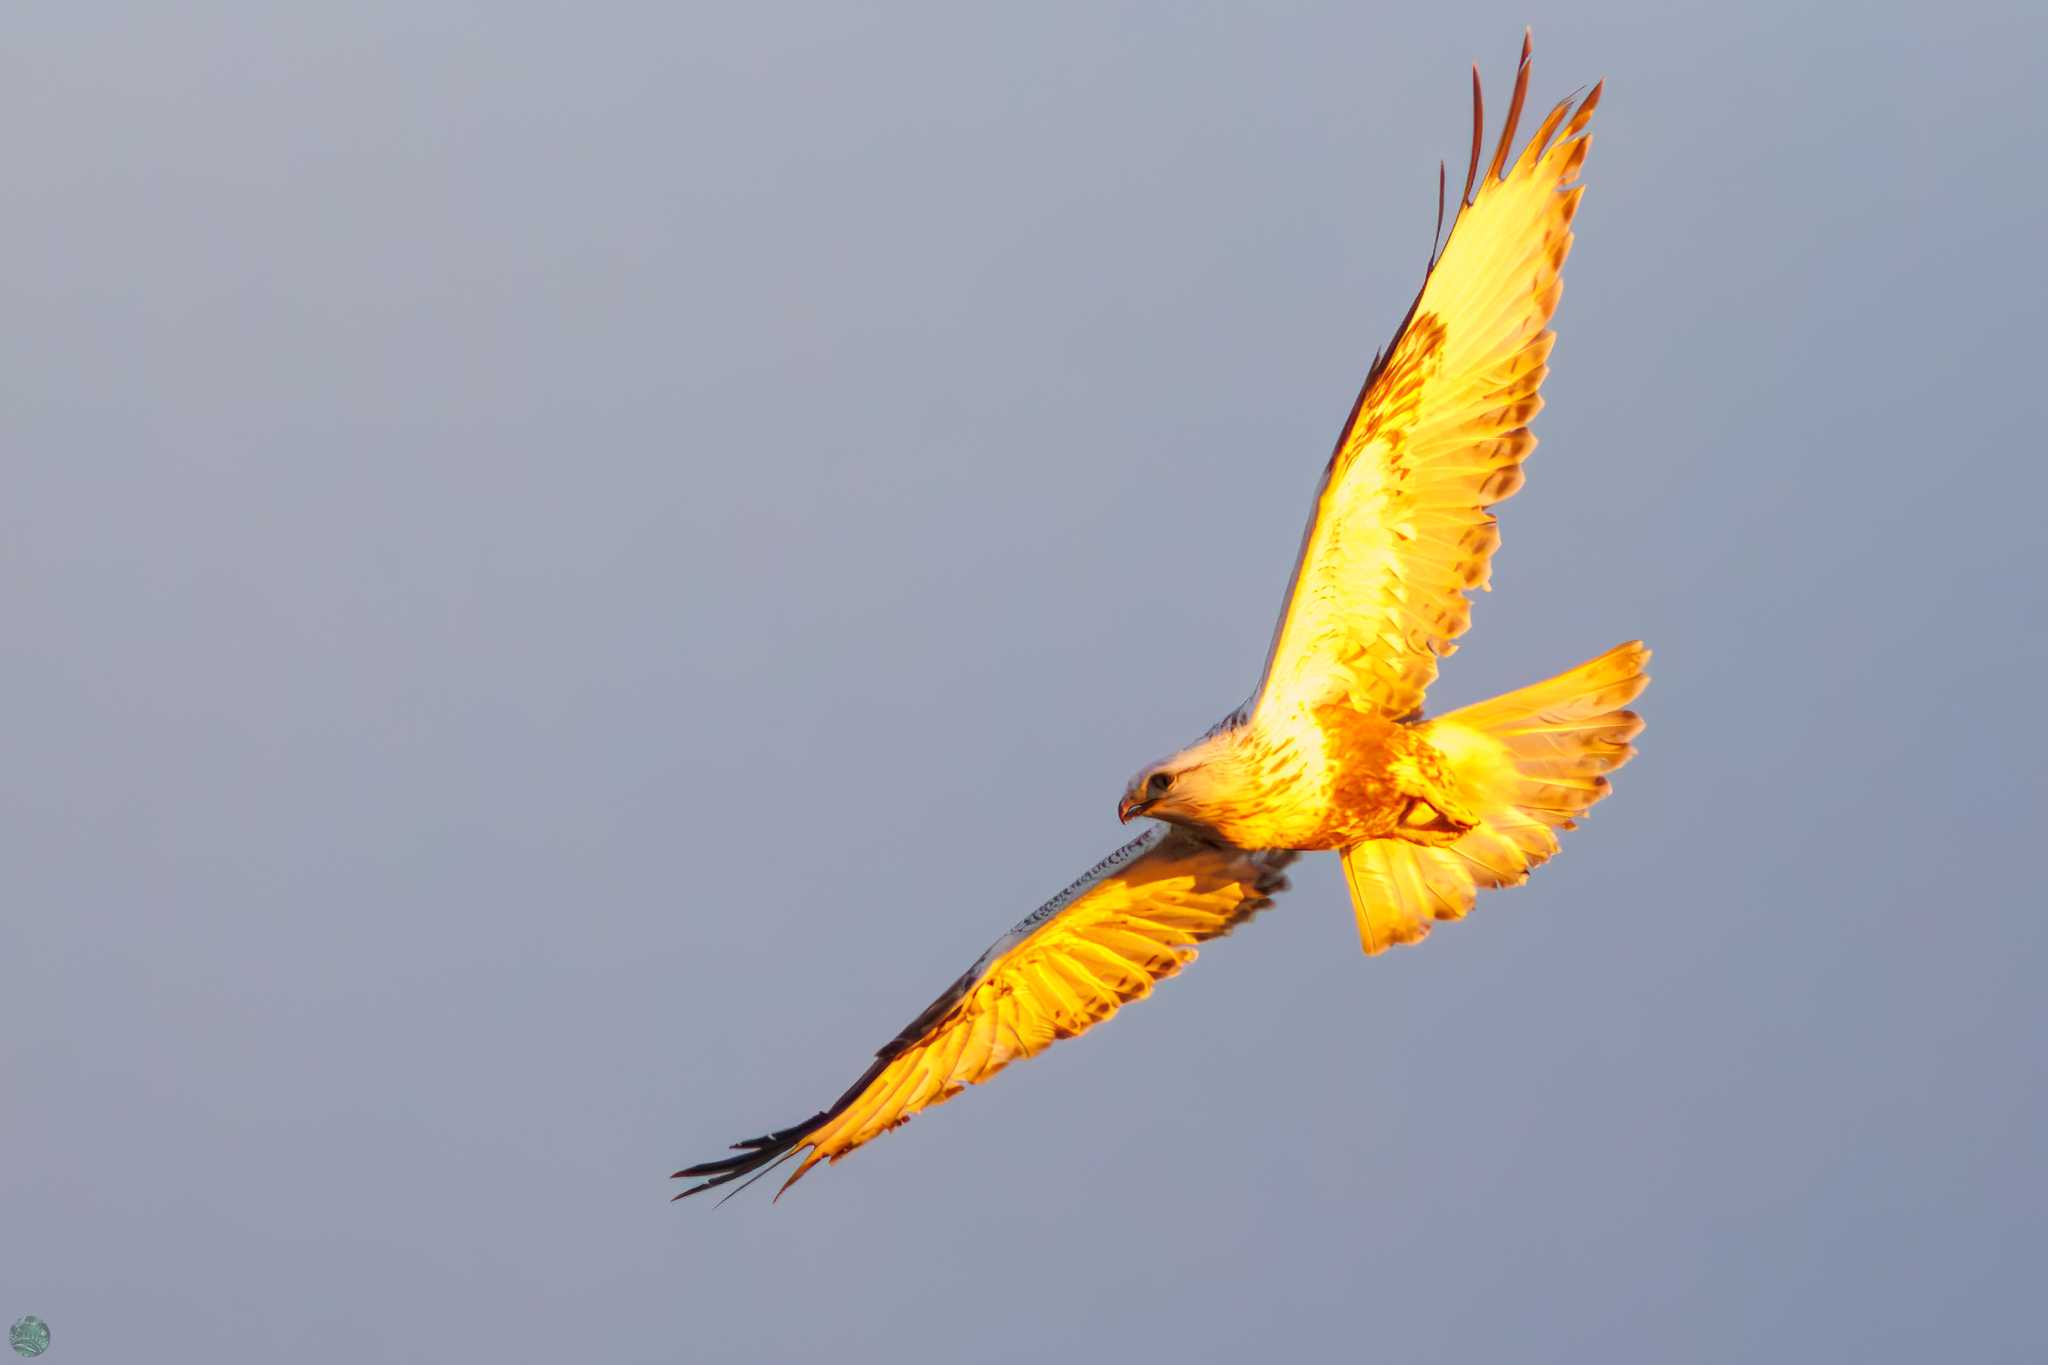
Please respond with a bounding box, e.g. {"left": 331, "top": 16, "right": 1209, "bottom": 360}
{"left": 1147, "top": 772, "right": 1174, "bottom": 794}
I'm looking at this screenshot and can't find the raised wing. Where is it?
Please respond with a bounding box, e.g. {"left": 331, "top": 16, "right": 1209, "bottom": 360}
{"left": 1252, "top": 36, "right": 1600, "bottom": 733}
{"left": 672, "top": 828, "right": 1295, "bottom": 1202}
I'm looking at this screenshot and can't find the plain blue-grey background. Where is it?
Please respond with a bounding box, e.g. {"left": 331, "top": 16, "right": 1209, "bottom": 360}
{"left": 6, "top": 3, "right": 2044, "bottom": 1361}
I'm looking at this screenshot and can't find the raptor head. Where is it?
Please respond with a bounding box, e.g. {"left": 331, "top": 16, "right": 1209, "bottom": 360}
{"left": 1118, "top": 736, "right": 1238, "bottom": 828}
{"left": 1118, "top": 721, "right": 1267, "bottom": 835}
{"left": 1117, "top": 763, "right": 1187, "bottom": 825}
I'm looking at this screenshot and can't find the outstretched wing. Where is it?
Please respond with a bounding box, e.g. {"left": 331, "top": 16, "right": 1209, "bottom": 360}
{"left": 672, "top": 828, "right": 1295, "bottom": 1202}
{"left": 1252, "top": 36, "right": 1600, "bottom": 736}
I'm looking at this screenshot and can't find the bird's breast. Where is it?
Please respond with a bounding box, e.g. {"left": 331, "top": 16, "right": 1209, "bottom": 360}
{"left": 1191, "top": 708, "right": 1358, "bottom": 850}
{"left": 1217, "top": 704, "right": 1414, "bottom": 849}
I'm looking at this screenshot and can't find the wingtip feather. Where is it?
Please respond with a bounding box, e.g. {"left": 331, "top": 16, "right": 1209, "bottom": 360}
{"left": 1487, "top": 30, "right": 1534, "bottom": 184}
{"left": 1566, "top": 79, "right": 1603, "bottom": 138}
{"left": 1464, "top": 63, "right": 1484, "bottom": 208}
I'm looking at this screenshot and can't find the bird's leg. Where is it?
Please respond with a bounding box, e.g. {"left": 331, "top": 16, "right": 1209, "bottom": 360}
{"left": 1385, "top": 745, "right": 1480, "bottom": 847}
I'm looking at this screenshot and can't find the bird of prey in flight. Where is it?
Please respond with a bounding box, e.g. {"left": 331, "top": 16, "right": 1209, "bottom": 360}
{"left": 675, "top": 33, "right": 1648, "bottom": 1203}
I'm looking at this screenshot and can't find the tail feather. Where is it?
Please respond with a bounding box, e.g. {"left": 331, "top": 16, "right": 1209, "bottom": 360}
{"left": 1339, "top": 641, "right": 1648, "bottom": 955}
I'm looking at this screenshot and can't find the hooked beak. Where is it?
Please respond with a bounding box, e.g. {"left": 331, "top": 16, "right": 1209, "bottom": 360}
{"left": 1118, "top": 794, "right": 1155, "bottom": 824}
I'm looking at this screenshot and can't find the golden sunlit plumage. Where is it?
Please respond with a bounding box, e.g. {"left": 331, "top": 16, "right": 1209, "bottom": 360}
{"left": 1121, "top": 36, "right": 1644, "bottom": 946}
{"left": 1240, "top": 44, "right": 1598, "bottom": 788}
{"left": 1342, "top": 640, "right": 1648, "bottom": 953}
{"left": 676, "top": 34, "right": 1649, "bottom": 1202}
{"left": 1255, "top": 64, "right": 1594, "bottom": 731}
{"left": 672, "top": 830, "right": 1292, "bottom": 1201}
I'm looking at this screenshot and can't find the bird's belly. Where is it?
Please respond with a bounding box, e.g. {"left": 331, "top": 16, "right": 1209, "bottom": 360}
{"left": 1294, "top": 781, "right": 1410, "bottom": 848}
{"left": 1199, "top": 801, "right": 1336, "bottom": 853}
{"left": 1200, "top": 778, "right": 1405, "bottom": 851}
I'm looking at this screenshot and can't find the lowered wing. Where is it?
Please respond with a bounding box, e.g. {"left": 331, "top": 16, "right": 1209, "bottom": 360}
{"left": 673, "top": 827, "right": 1295, "bottom": 1201}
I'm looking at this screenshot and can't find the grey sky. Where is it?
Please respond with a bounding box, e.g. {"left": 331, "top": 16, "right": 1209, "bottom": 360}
{"left": 5, "top": 3, "right": 2044, "bottom": 1361}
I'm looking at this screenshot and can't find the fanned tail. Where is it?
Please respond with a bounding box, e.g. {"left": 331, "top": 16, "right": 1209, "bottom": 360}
{"left": 1340, "top": 641, "right": 1649, "bottom": 954}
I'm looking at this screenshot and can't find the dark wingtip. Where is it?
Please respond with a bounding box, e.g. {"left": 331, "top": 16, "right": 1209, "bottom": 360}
{"left": 671, "top": 1160, "right": 732, "bottom": 1179}
{"left": 671, "top": 1117, "right": 821, "bottom": 1202}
